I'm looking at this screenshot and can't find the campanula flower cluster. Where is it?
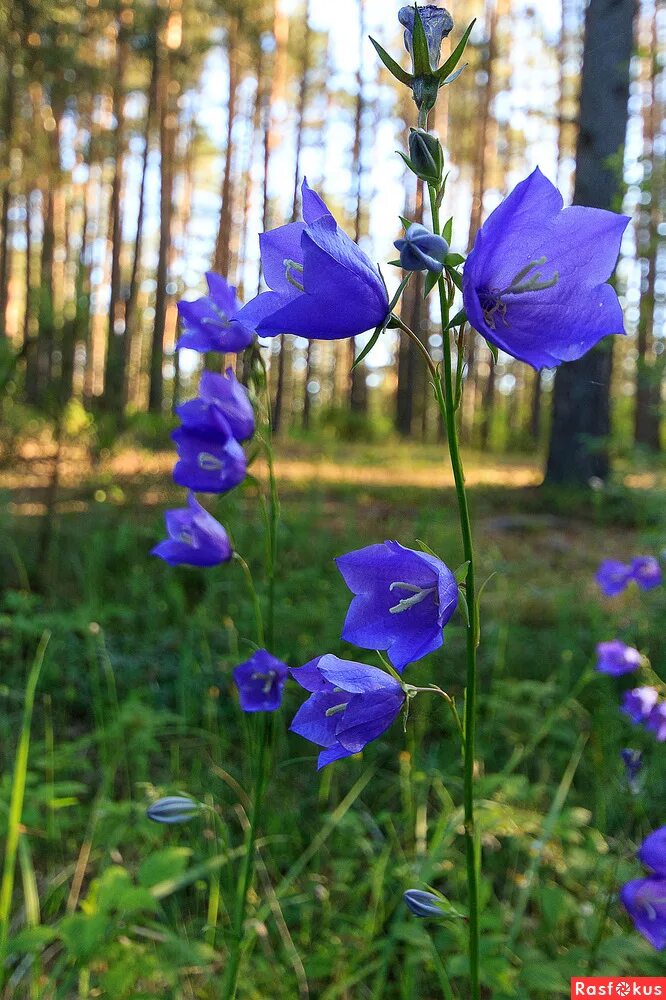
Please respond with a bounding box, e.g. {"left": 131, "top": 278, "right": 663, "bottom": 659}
{"left": 622, "top": 826, "right": 666, "bottom": 949}
{"left": 596, "top": 556, "right": 663, "bottom": 597}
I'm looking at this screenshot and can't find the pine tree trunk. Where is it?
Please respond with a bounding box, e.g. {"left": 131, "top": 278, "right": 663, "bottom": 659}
{"left": 213, "top": 16, "right": 239, "bottom": 278}
{"left": 349, "top": 0, "right": 368, "bottom": 415}
{"left": 545, "top": 0, "right": 635, "bottom": 485}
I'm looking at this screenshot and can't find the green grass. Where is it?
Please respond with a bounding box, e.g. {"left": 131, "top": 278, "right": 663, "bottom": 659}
{"left": 1, "top": 439, "right": 665, "bottom": 998}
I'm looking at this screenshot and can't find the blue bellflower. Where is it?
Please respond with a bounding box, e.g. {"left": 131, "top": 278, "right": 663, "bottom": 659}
{"left": 177, "top": 273, "right": 255, "bottom": 353}
{"left": 176, "top": 368, "right": 255, "bottom": 443}
{"left": 172, "top": 420, "right": 246, "bottom": 494}
{"left": 596, "top": 559, "right": 634, "bottom": 597}
{"left": 622, "top": 825, "right": 666, "bottom": 949}
{"left": 152, "top": 493, "right": 233, "bottom": 567}
{"left": 403, "top": 889, "right": 447, "bottom": 918}
{"left": 620, "top": 749, "right": 644, "bottom": 795}
{"left": 235, "top": 180, "right": 389, "bottom": 341}
{"left": 290, "top": 655, "right": 405, "bottom": 769}
{"left": 622, "top": 686, "right": 659, "bottom": 724}
{"left": 646, "top": 703, "right": 666, "bottom": 743}
{"left": 147, "top": 796, "right": 203, "bottom": 824}
{"left": 463, "top": 168, "right": 629, "bottom": 370}
{"left": 336, "top": 541, "right": 458, "bottom": 672}
{"left": 394, "top": 223, "right": 449, "bottom": 273}
{"left": 595, "top": 640, "right": 642, "bottom": 677}
{"left": 398, "top": 5, "right": 454, "bottom": 71}
{"left": 631, "top": 556, "right": 663, "bottom": 591}
{"left": 233, "top": 650, "right": 290, "bottom": 713}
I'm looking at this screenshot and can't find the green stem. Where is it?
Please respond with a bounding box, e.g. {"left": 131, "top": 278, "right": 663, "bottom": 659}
{"left": 428, "top": 183, "right": 481, "bottom": 1000}
{"left": 233, "top": 553, "right": 265, "bottom": 648}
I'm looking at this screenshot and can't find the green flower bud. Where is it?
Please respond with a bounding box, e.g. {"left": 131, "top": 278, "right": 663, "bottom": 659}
{"left": 408, "top": 128, "right": 444, "bottom": 184}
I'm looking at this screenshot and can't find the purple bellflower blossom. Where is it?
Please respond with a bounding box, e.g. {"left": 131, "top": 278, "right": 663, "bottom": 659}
{"left": 233, "top": 650, "right": 290, "bottom": 713}
{"left": 336, "top": 541, "right": 458, "bottom": 672}
{"left": 621, "top": 686, "right": 659, "bottom": 724}
{"left": 152, "top": 493, "right": 233, "bottom": 567}
{"left": 176, "top": 273, "right": 255, "bottom": 354}
{"left": 596, "top": 559, "right": 634, "bottom": 597}
{"left": 646, "top": 703, "right": 666, "bottom": 743}
{"left": 290, "top": 655, "right": 405, "bottom": 769}
{"left": 394, "top": 223, "right": 449, "bottom": 274}
{"left": 403, "top": 890, "right": 447, "bottom": 918}
{"left": 235, "top": 180, "right": 389, "bottom": 342}
{"left": 398, "top": 5, "right": 454, "bottom": 71}
{"left": 172, "top": 421, "right": 247, "bottom": 494}
{"left": 147, "top": 796, "right": 203, "bottom": 824}
{"left": 621, "top": 749, "right": 644, "bottom": 795}
{"left": 176, "top": 369, "right": 255, "bottom": 443}
{"left": 622, "top": 825, "right": 666, "bottom": 949}
{"left": 595, "top": 640, "right": 642, "bottom": 677}
{"left": 631, "top": 556, "right": 663, "bottom": 591}
{"left": 462, "top": 168, "right": 629, "bottom": 370}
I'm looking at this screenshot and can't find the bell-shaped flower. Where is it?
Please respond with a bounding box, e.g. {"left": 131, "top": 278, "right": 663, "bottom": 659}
{"left": 621, "top": 878, "right": 666, "bottom": 950}
{"left": 172, "top": 418, "right": 246, "bottom": 494}
{"left": 398, "top": 5, "right": 454, "bottom": 72}
{"left": 176, "top": 369, "right": 255, "bottom": 443}
{"left": 639, "top": 828, "right": 666, "bottom": 876}
{"left": 621, "top": 749, "right": 643, "bottom": 795}
{"left": 646, "top": 703, "right": 666, "bottom": 742}
{"left": 290, "top": 655, "right": 405, "bottom": 769}
{"left": 621, "top": 686, "right": 659, "bottom": 724}
{"left": 631, "top": 556, "right": 663, "bottom": 591}
{"left": 336, "top": 541, "right": 458, "bottom": 672}
{"left": 596, "top": 559, "right": 633, "bottom": 597}
{"left": 233, "top": 650, "right": 289, "bottom": 713}
{"left": 177, "top": 273, "right": 255, "bottom": 354}
{"left": 462, "top": 168, "right": 630, "bottom": 370}
{"left": 235, "top": 180, "right": 389, "bottom": 342}
{"left": 394, "top": 223, "right": 449, "bottom": 273}
{"left": 595, "top": 640, "right": 641, "bottom": 677}
{"left": 152, "top": 493, "right": 233, "bottom": 567}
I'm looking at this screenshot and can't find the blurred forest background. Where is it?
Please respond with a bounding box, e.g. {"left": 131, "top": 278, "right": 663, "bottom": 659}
{"left": 0, "top": 0, "right": 662, "bottom": 463}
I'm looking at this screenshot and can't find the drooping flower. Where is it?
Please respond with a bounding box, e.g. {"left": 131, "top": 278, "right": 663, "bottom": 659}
{"left": 336, "top": 541, "right": 458, "bottom": 672}
{"left": 233, "top": 650, "right": 289, "bottom": 713}
{"left": 621, "top": 878, "right": 666, "bottom": 950}
{"left": 646, "top": 703, "right": 666, "bottom": 743}
{"left": 147, "top": 795, "right": 203, "bottom": 824}
{"left": 620, "top": 749, "right": 644, "bottom": 795}
{"left": 176, "top": 368, "right": 255, "bottom": 443}
{"left": 152, "top": 493, "right": 233, "bottom": 567}
{"left": 394, "top": 223, "right": 449, "bottom": 274}
{"left": 462, "top": 168, "right": 630, "bottom": 370}
{"left": 595, "top": 640, "right": 642, "bottom": 677}
{"left": 621, "top": 686, "right": 659, "bottom": 724}
{"left": 290, "top": 655, "right": 405, "bottom": 769}
{"left": 403, "top": 889, "right": 447, "bottom": 918}
{"left": 631, "top": 556, "right": 663, "bottom": 592}
{"left": 235, "top": 180, "right": 389, "bottom": 342}
{"left": 176, "top": 273, "right": 255, "bottom": 354}
{"left": 398, "top": 5, "right": 454, "bottom": 72}
{"left": 639, "top": 828, "right": 666, "bottom": 876}
{"left": 172, "top": 421, "right": 246, "bottom": 494}
{"left": 596, "top": 559, "right": 633, "bottom": 597}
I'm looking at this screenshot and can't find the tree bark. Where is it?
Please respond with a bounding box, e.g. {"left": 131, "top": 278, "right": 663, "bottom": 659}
{"left": 545, "top": 0, "right": 635, "bottom": 485}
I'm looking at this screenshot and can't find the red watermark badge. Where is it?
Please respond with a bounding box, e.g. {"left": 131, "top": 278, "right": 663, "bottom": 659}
{"left": 572, "top": 979, "right": 666, "bottom": 998}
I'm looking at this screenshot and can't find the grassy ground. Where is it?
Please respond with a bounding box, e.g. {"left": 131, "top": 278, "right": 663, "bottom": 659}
{"left": 1, "top": 437, "right": 665, "bottom": 998}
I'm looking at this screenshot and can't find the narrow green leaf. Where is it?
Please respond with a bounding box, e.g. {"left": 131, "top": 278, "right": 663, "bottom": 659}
{"left": 415, "top": 538, "right": 439, "bottom": 558}
{"left": 369, "top": 36, "right": 413, "bottom": 86}
{"left": 442, "top": 217, "right": 453, "bottom": 244}
{"left": 446, "top": 307, "right": 467, "bottom": 331}
{"left": 447, "top": 266, "right": 463, "bottom": 291}
{"left": 435, "top": 19, "right": 476, "bottom": 85}
{"left": 485, "top": 339, "right": 499, "bottom": 363}
{"left": 352, "top": 324, "right": 383, "bottom": 370}
{"left": 444, "top": 252, "right": 465, "bottom": 267}
{"left": 424, "top": 270, "right": 439, "bottom": 298}
{"left": 454, "top": 561, "right": 470, "bottom": 584}
{"left": 397, "top": 151, "right": 418, "bottom": 176}
{"left": 411, "top": 4, "right": 432, "bottom": 76}
{"left": 457, "top": 587, "right": 470, "bottom": 627}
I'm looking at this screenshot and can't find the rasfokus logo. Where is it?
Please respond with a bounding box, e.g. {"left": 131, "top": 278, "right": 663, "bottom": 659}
{"left": 571, "top": 979, "right": 666, "bottom": 997}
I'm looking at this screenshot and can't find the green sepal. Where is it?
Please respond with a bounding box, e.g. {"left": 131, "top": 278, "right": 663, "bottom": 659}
{"left": 424, "top": 270, "right": 440, "bottom": 298}
{"left": 457, "top": 586, "right": 471, "bottom": 627}
{"left": 435, "top": 20, "right": 476, "bottom": 86}
{"left": 446, "top": 266, "right": 463, "bottom": 291}
{"left": 397, "top": 151, "right": 419, "bottom": 178}
{"left": 442, "top": 217, "right": 453, "bottom": 244}
{"left": 440, "top": 64, "right": 467, "bottom": 87}
{"left": 369, "top": 36, "right": 413, "bottom": 86}
{"left": 415, "top": 538, "right": 439, "bottom": 558}
{"left": 388, "top": 259, "right": 402, "bottom": 268}
{"left": 411, "top": 4, "right": 432, "bottom": 76}
{"left": 446, "top": 307, "right": 467, "bottom": 331}
{"left": 454, "top": 560, "right": 470, "bottom": 583}
{"left": 399, "top": 214, "right": 412, "bottom": 231}
{"left": 485, "top": 339, "right": 499, "bottom": 363}
{"left": 352, "top": 324, "right": 384, "bottom": 370}
{"left": 358, "top": 273, "right": 412, "bottom": 361}
{"left": 386, "top": 316, "right": 401, "bottom": 328}
{"left": 444, "top": 252, "right": 465, "bottom": 267}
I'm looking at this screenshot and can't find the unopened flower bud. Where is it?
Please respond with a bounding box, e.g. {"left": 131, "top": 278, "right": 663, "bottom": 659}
{"left": 403, "top": 889, "right": 446, "bottom": 918}
{"left": 394, "top": 223, "right": 449, "bottom": 274}
{"left": 147, "top": 795, "right": 203, "bottom": 825}
{"left": 408, "top": 128, "right": 444, "bottom": 184}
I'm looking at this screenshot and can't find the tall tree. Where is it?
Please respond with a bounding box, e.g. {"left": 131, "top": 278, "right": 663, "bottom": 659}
{"left": 545, "top": 0, "right": 635, "bottom": 485}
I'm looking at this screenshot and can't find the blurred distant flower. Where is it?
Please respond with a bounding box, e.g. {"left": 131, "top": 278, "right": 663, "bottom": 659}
{"left": 622, "top": 826, "right": 666, "bottom": 949}
{"left": 621, "top": 749, "right": 644, "bottom": 795}
{"left": 596, "top": 559, "right": 633, "bottom": 597}
{"left": 403, "top": 889, "right": 447, "bottom": 918}
{"left": 172, "top": 421, "right": 246, "bottom": 494}
{"left": 463, "top": 168, "right": 629, "bottom": 370}
{"left": 152, "top": 493, "right": 233, "bottom": 567}
{"left": 336, "top": 541, "right": 458, "bottom": 672}
{"left": 176, "top": 369, "right": 255, "bottom": 443}
{"left": 177, "top": 273, "right": 255, "bottom": 353}
{"left": 621, "top": 687, "right": 659, "bottom": 724}
{"left": 290, "top": 655, "right": 405, "bottom": 769}
{"left": 394, "top": 223, "right": 449, "bottom": 273}
{"left": 235, "top": 179, "right": 389, "bottom": 342}
{"left": 233, "top": 650, "right": 289, "bottom": 713}
{"left": 631, "top": 556, "right": 663, "bottom": 592}
{"left": 595, "top": 640, "right": 642, "bottom": 677}
{"left": 646, "top": 703, "right": 666, "bottom": 743}
{"left": 398, "top": 5, "right": 454, "bottom": 72}
{"left": 147, "top": 795, "right": 203, "bottom": 824}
